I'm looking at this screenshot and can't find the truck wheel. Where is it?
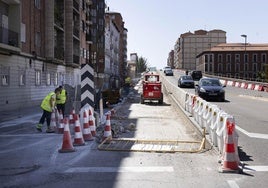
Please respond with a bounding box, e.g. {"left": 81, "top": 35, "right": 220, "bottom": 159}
{"left": 140, "top": 95, "right": 145, "bottom": 104}
{"left": 159, "top": 94, "right": 163, "bottom": 104}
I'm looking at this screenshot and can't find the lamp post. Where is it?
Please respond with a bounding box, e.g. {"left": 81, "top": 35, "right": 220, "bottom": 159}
{"left": 241, "top": 34, "right": 247, "bottom": 79}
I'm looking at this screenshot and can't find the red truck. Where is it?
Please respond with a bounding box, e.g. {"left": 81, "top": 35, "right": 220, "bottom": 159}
{"left": 140, "top": 73, "right": 163, "bottom": 104}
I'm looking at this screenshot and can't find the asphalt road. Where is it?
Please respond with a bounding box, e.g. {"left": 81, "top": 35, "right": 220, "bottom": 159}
{"left": 1, "top": 81, "right": 268, "bottom": 187}
{"left": 164, "top": 69, "right": 268, "bottom": 173}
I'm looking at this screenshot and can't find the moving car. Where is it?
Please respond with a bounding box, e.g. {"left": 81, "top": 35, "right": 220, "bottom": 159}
{"left": 163, "top": 66, "right": 172, "bottom": 74}
{"left": 195, "top": 78, "right": 225, "bottom": 101}
{"left": 178, "top": 75, "right": 195, "bottom": 88}
{"left": 165, "top": 69, "right": 173, "bottom": 76}
{"left": 190, "top": 70, "right": 202, "bottom": 80}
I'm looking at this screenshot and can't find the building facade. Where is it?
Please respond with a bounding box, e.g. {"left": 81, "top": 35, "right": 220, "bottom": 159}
{"left": 0, "top": 0, "right": 98, "bottom": 112}
{"left": 196, "top": 43, "right": 268, "bottom": 81}
{"left": 174, "top": 29, "right": 226, "bottom": 70}
{"left": 104, "top": 13, "right": 120, "bottom": 90}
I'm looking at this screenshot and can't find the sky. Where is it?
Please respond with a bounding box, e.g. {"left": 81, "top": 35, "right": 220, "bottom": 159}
{"left": 106, "top": 0, "right": 268, "bottom": 69}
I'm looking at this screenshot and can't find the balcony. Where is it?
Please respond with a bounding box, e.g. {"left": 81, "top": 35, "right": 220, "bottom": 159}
{"left": 0, "top": 26, "right": 19, "bottom": 47}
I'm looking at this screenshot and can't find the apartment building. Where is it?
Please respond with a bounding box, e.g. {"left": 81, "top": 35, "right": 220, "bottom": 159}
{"left": 105, "top": 11, "right": 127, "bottom": 87}
{"left": 0, "top": 0, "right": 95, "bottom": 112}
{"left": 174, "top": 29, "right": 226, "bottom": 70}
{"left": 196, "top": 43, "right": 268, "bottom": 81}
{"left": 104, "top": 13, "right": 120, "bottom": 90}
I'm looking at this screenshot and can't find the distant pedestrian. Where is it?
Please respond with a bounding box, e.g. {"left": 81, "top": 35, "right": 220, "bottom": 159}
{"left": 36, "top": 88, "right": 61, "bottom": 133}
{"left": 56, "top": 85, "right": 68, "bottom": 117}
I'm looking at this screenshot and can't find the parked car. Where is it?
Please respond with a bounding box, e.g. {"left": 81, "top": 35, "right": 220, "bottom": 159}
{"left": 178, "top": 75, "right": 195, "bottom": 88}
{"left": 195, "top": 78, "right": 225, "bottom": 102}
{"left": 165, "top": 69, "right": 173, "bottom": 76}
{"left": 190, "top": 70, "right": 202, "bottom": 80}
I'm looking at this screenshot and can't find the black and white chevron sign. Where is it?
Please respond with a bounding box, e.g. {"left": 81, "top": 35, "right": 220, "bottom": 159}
{"left": 81, "top": 64, "right": 95, "bottom": 108}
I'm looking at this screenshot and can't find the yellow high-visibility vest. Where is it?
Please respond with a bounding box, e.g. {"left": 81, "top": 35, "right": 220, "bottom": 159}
{"left": 56, "top": 89, "right": 67, "bottom": 104}
{"left": 41, "top": 92, "right": 55, "bottom": 112}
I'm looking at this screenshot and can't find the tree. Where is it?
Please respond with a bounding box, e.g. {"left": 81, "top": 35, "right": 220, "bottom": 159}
{"left": 136, "top": 56, "right": 148, "bottom": 73}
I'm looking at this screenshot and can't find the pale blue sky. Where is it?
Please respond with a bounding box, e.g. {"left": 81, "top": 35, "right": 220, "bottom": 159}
{"left": 106, "top": 0, "right": 268, "bottom": 69}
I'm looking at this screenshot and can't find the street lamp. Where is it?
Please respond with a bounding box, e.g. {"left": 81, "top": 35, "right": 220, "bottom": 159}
{"left": 241, "top": 34, "right": 247, "bottom": 79}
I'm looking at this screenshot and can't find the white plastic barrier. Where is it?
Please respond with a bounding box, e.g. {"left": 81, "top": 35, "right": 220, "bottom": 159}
{"left": 202, "top": 104, "right": 218, "bottom": 133}
{"left": 209, "top": 106, "right": 221, "bottom": 146}
{"left": 193, "top": 97, "right": 202, "bottom": 122}
{"left": 197, "top": 100, "right": 208, "bottom": 127}
{"left": 215, "top": 113, "right": 230, "bottom": 153}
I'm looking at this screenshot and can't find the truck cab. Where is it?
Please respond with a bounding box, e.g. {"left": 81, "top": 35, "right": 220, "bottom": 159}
{"left": 140, "top": 73, "right": 163, "bottom": 104}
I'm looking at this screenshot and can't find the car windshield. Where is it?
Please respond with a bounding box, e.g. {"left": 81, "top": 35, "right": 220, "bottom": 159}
{"left": 201, "top": 79, "right": 221, "bottom": 86}
{"left": 182, "top": 76, "right": 193, "bottom": 80}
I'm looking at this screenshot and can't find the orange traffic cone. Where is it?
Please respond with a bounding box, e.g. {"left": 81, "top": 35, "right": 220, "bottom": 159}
{"left": 102, "top": 111, "right": 112, "bottom": 143}
{"left": 88, "top": 109, "right": 96, "bottom": 136}
{"left": 57, "top": 110, "right": 64, "bottom": 134}
{"left": 219, "top": 120, "right": 241, "bottom": 173}
{"left": 58, "top": 118, "right": 76, "bottom": 153}
{"left": 69, "top": 108, "right": 75, "bottom": 127}
{"left": 82, "top": 111, "right": 93, "bottom": 141}
{"left": 73, "top": 114, "right": 85, "bottom": 146}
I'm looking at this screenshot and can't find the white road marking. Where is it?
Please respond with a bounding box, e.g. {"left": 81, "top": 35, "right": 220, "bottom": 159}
{"left": 227, "top": 180, "right": 240, "bottom": 188}
{"left": 235, "top": 125, "right": 268, "bottom": 140}
{"left": 65, "top": 166, "right": 174, "bottom": 173}
{"left": 242, "top": 165, "right": 268, "bottom": 172}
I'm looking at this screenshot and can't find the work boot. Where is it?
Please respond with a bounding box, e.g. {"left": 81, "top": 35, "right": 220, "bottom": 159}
{"left": 36, "top": 124, "right": 42, "bottom": 132}
{"left": 46, "top": 126, "right": 55, "bottom": 133}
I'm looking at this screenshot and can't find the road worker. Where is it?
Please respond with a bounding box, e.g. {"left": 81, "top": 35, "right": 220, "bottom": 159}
{"left": 36, "top": 88, "right": 61, "bottom": 133}
{"left": 56, "top": 85, "right": 67, "bottom": 117}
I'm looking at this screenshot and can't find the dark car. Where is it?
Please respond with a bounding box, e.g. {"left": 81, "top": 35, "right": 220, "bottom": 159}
{"left": 191, "top": 70, "right": 202, "bottom": 80}
{"left": 178, "top": 75, "right": 195, "bottom": 88}
{"left": 195, "top": 78, "right": 225, "bottom": 101}
{"left": 165, "top": 69, "right": 174, "bottom": 76}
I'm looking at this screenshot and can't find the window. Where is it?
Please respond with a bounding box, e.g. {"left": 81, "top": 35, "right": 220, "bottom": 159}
{"left": 235, "top": 63, "right": 240, "bottom": 72}
{"left": 54, "top": 72, "right": 58, "bottom": 86}
{"left": 46, "top": 72, "right": 51, "bottom": 85}
{"left": 19, "top": 69, "right": 26, "bottom": 86}
{"left": 35, "top": 32, "right": 41, "bottom": 48}
{"left": 226, "top": 54, "right": 231, "bottom": 62}
{"left": 35, "top": 70, "right": 41, "bottom": 85}
{"left": 253, "top": 63, "right": 257, "bottom": 72}
{"left": 253, "top": 54, "right": 258, "bottom": 63}
{"left": 244, "top": 54, "right": 249, "bottom": 63}
{"left": 1, "top": 75, "right": 9, "bottom": 86}
{"left": 235, "top": 54, "right": 240, "bottom": 63}
{"left": 245, "top": 63, "right": 248, "bottom": 71}
{"left": 261, "top": 53, "right": 267, "bottom": 63}
{"left": 218, "top": 63, "right": 223, "bottom": 72}
{"left": 0, "top": 66, "right": 10, "bottom": 86}
{"left": 35, "top": 0, "right": 41, "bottom": 9}
{"left": 227, "top": 63, "right": 231, "bottom": 72}
{"left": 218, "top": 54, "right": 222, "bottom": 63}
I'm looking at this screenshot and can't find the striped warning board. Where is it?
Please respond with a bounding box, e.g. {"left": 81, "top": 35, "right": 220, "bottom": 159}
{"left": 98, "top": 137, "right": 206, "bottom": 153}
{"left": 81, "top": 64, "right": 95, "bottom": 108}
